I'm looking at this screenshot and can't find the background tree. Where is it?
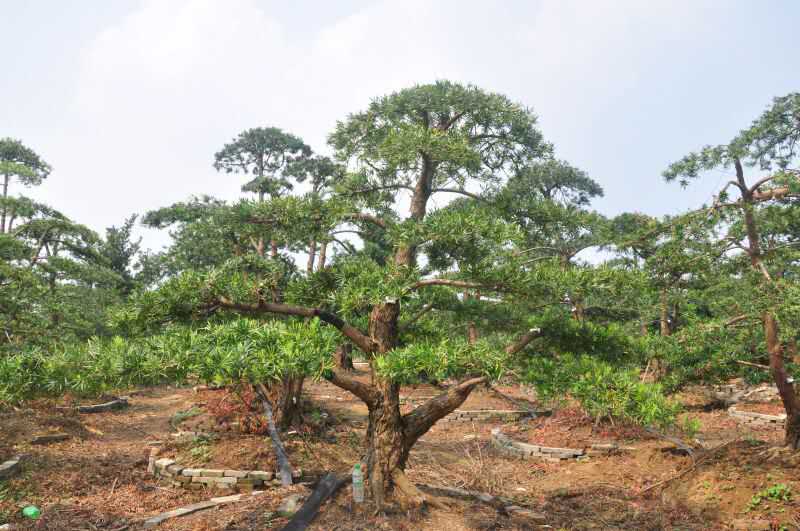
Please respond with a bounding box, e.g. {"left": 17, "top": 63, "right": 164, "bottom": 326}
{"left": 214, "top": 127, "right": 311, "bottom": 258}
{"left": 664, "top": 92, "right": 800, "bottom": 448}
{"left": 0, "top": 138, "right": 51, "bottom": 234}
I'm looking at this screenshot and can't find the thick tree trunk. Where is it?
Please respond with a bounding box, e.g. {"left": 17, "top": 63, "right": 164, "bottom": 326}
{"left": 764, "top": 313, "right": 800, "bottom": 449}
{"left": 307, "top": 239, "right": 317, "bottom": 274}
{"left": 335, "top": 343, "right": 354, "bottom": 371}
{"left": 659, "top": 289, "right": 671, "bottom": 336}
{"left": 262, "top": 376, "right": 305, "bottom": 431}
{"left": 467, "top": 322, "right": 479, "bottom": 345}
{"left": 733, "top": 158, "right": 799, "bottom": 448}
{"left": 316, "top": 241, "right": 327, "bottom": 271}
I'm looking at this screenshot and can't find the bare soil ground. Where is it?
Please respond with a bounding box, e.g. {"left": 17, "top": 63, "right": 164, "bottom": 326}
{"left": 1, "top": 370, "right": 798, "bottom": 530}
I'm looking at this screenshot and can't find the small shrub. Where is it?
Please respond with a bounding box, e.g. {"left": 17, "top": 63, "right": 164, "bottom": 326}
{"left": 747, "top": 483, "right": 792, "bottom": 512}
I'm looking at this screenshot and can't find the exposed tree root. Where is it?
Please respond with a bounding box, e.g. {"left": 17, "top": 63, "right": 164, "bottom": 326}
{"left": 392, "top": 469, "right": 449, "bottom": 511}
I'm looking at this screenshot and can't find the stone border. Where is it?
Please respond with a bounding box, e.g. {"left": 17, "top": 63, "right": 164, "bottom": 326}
{"left": 728, "top": 404, "right": 786, "bottom": 428}
{"left": 491, "top": 428, "right": 584, "bottom": 461}
{"left": 0, "top": 457, "right": 21, "bottom": 481}
{"left": 150, "top": 457, "right": 302, "bottom": 493}
{"left": 441, "top": 409, "right": 533, "bottom": 423}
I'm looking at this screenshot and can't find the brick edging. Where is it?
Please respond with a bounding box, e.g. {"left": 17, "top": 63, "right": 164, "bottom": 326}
{"left": 490, "top": 428, "right": 584, "bottom": 461}
{"left": 441, "top": 409, "right": 534, "bottom": 423}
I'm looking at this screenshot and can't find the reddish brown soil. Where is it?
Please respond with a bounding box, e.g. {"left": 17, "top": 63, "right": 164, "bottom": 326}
{"left": 1, "top": 373, "right": 799, "bottom": 530}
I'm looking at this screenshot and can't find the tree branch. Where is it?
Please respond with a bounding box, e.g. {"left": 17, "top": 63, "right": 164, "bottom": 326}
{"left": 325, "top": 366, "right": 380, "bottom": 407}
{"left": 399, "top": 303, "right": 434, "bottom": 331}
{"left": 403, "top": 376, "right": 488, "bottom": 444}
{"left": 346, "top": 184, "right": 414, "bottom": 195}
{"left": 342, "top": 212, "right": 387, "bottom": 229}
{"left": 216, "top": 296, "right": 375, "bottom": 353}
{"left": 407, "top": 279, "right": 500, "bottom": 292}
{"left": 438, "top": 111, "right": 467, "bottom": 132}
{"left": 748, "top": 175, "right": 777, "bottom": 195}
{"left": 430, "top": 188, "right": 484, "bottom": 201}
{"left": 505, "top": 328, "right": 543, "bottom": 355}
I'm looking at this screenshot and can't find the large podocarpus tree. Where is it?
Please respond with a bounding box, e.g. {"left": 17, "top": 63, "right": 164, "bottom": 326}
{"left": 664, "top": 93, "right": 800, "bottom": 448}
{"left": 131, "top": 81, "right": 552, "bottom": 507}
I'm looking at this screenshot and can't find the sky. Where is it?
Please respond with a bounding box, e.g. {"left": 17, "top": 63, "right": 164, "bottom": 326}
{"left": 2, "top": 0, "right": 799, "bottom": 253}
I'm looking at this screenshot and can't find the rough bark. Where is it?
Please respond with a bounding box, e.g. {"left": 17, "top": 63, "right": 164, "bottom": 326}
{"left": 334, "top": 343, "right": 354, "bottom": 371}
{"left": 275, "top": 375, "right": 304, "bottom": 431}
{"left": 659, "top": 289, "right": 671, "bottom": 336}
{"left": 764, "top": 313, "right": 800, "bottom": 449}
{"left": 735, "top": 158, "right": 800, "bottom": 448}
{"left": 306, "top": 239, "right": 317, "bottom": 274}
{"left": 394, "top": 157, "right": 434, "bottom": 268}
{"left": 316, "top": 241, "right": 327, "bottom": 270}
{"left": 255, "top": 383, "right": 294, "bottom": 486}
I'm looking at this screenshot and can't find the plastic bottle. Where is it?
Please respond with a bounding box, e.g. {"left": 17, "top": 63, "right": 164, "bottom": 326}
{"left": 352, "top": 463, "right": 365, "bottom": 503}
{"left": 22, "top": 506, "right": 41, "bottom": 519}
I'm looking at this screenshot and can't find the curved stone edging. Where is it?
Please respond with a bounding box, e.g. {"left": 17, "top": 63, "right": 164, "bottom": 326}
{"left": 442, "top": 409, "right": 533, "bottom": 423}
{"left": 150, "top": 457, "right": 302, "bottom": 492}
{"left": 728, "top": 404, "right": 786, "bottom": 428}
{"left": 491, "top": 428, "right": 584, "bottom": 461}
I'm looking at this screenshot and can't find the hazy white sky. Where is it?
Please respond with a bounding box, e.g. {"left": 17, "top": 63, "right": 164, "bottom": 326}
{"left": 2, "top": 0, "right": 799, "bottom": 251}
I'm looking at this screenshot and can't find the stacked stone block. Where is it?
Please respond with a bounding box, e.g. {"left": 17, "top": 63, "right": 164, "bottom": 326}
{"left": 152, "top": 458, "right": 300, "bottom": 492}
{"left": 441, "top": 409, "right": 531, "bottom": 423}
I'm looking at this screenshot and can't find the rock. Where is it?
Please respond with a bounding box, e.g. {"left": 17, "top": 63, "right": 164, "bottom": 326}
{"left": 0, "top": 458, "right": 21, "bottom": 480}
{"left": 224, "top": 470, "right": 249, "bottom": 478}
{"left": 30, "top": 433, "right": 70, "bottom": 445}
{"left": 277, "top": 493, "right": 305, "bottom": 517}
{"left": 248, "top": 471, "right": 273, "bottom": 481}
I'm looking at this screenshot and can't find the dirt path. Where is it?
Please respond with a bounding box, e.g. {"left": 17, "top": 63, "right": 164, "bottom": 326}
{"left": 2, "top": 381, "right": 799, "bottom": 530}
{"left": 0, "top": 387, "right": 215, "bottom": 529}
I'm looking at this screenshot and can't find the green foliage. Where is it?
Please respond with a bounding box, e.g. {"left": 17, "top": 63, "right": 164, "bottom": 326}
{"left": 0, "top": 137, "right": 51, "bottom": 187}
{"left": 0, "top": 318, "right": 337, "bottom": 403}
{"left": 747, "top": 484, "right": 792, "bottom": 512}
{"left": 375, "top": 338, "right": 509, "bottom": 385}
{"left": 523, "top": 354, "right": 681, "bottom": 429}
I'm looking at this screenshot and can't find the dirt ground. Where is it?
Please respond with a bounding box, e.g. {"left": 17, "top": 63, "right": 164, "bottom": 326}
{"left": 1, "top": 370, "right": 799, "bottom": 530}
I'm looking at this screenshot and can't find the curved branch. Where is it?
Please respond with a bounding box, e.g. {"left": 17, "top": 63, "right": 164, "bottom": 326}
{"left": 346, "top": 184, "right": 414, "bottom": 195}
{"left": 399, "top": 303, "right": 434, "bottom": 332}
{"left": 403, "top": 376, "right": 487, "bottom": 444}
{"left": 430, "top": 188, "right": 484, "bottom": 201}
{"left": 325, "top": 366, "right": 380, "bottom": 407}
{"left": 216, "top": 296, "right": 375, "bottom": 353}
{"left": 505, "top": 328, "right": 543, "bottom": 355}
{"left": 748, "top": 174, "right": 777, "bottom": 195}
{"left": 342, "top": 212, "right": 387, "bottom": 229}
